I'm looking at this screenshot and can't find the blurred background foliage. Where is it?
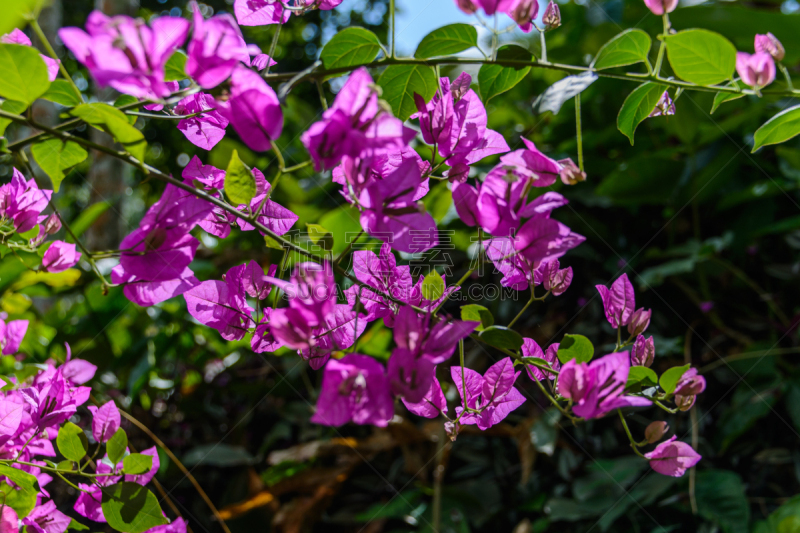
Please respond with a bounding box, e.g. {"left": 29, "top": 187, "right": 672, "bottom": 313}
{"left": 2, "top": 0, "right": 800, "bottom": 531}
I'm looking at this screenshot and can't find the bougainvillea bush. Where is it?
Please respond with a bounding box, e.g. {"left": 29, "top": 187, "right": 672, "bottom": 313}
{"left": 0, "top": 0, "right": 799, "bottom": 531}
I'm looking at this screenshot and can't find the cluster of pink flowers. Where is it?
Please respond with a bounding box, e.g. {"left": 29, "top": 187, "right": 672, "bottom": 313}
{"left": 736, "top": 33, "right": 784, "bottom": 90}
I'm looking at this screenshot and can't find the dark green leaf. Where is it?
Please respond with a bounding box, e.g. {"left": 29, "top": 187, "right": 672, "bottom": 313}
{"left": 66, "top": 201, "right": 112, "bottom": 243}
{"left": 415, "top": 24, "right": 478, "bottom": 58}
{"left": 753, "top": 104, "right": 800, "bottom": 152}
{"left": 164, "top": 50, "right": 187, "bottom": 81}
{"left": 320, "top": 27, "right": 382, "bottom": 69}
{"left": 224, "top": 149, "right": 257, "bottom": 206}
{"left": 593, "top": 29, "right": 652, "bottom": 70}
{"left": 461, "top": 304, "right": 493, "bottom": 331}
{"left": 478, "top": 45, "right": 532, "bottom": 103}
{"left": 107, "top": 428, "right": 128, "bottom": 466}
{"left": 626, "top": 366, "right": 658, "bottom": 389}
{"left": 318, "top": 205, "right": 362, "bottom": 255}
{"left": 30, "top": 138, "right": 88, "bottom": 192}
{"left": 70, "top": 103, "right": 146, "bottom": 162}
{"left": 68, "top": 519, "right": 90, "bottom": 531}
{"left": 101, "top": 482, "right": 168, "bottom": 533}
{"left": 665, "top": 29, "right": 736, "bottom": 86}
{"left": 695, "top": 470, "right": 750, "bottom": 533}
{"left": 0, "top": 43, "right": 50, "bottom": 105}
{"left": 41, "top": 79, "right": 82, "bottom": 107}
{"left": 557, "top": 334, "right": 593, "bottom": 364}
{"left": 378, "top": 64, "right": 438, "bottom": 121}
{"left": 421, "top": 270, "right": 445, "bottom": 301}
{"left": 479, "top": 326, "right": 524, "bottom": 351}
{"left": 57, "top": 421, "right": 88, "bottom": 462}
{"left": 0, "top": 464, "right": 39, "bottom": 517}
{"left": 122, "top": 453, "right": 154, "bottom": 475}
{"left": 617, "top": 82, "right": 666, "bottom": 145}
{"left": 659, "top": 364, "right": 690, "bottom": 394}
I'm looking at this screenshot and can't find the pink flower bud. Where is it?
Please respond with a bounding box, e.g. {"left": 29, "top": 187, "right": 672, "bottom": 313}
{"left": 643, "top": 0, "right": 678, "bottom": 15}
{"left": 627, "top": 308, "right": 651, "bottom": 336}
{"left": 674, "top": 368, "right": 705, "bottom": 396}
{"left": 675, "top": 394, "right": 695, "bottom": 411}
{"left": 543, "top": 1, "right": 561, "bottom": 30}
{"left": 736, "top": 52, "right": 776, "bottom": 89}
{"left": 455, "top": 0, "right": 479, "bottom": 14}
{"left": 41, "top": 241, "right": 82, "bottom": 273}
{"left": 43, "top": 213, "right": 62, "bottom": 235}
{"left": 631, "top": 335, "right": 655, "bottom": 367}
{"left": 649, "top": 91, "right": 675, "bottom": 117}
{"left": 508, "top": 0, "right": 539, "bottom": 27}
{"left": 754, "top": 33, "right": 785, "bottom": 62}
{"left": 645, "top": 421, "right": 669, "bottom": 443}
{"left": 558, "top": 158, "right": 586, "bottom": 185}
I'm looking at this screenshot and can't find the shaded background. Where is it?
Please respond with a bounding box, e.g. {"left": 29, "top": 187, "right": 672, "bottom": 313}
{"left": 2, "top": 0, "right": 800, "bottom": 531}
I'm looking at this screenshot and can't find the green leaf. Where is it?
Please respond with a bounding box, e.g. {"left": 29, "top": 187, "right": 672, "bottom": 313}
{"left": 659, "top": 364, "right": 690, "bottom": 394}
{"left": 752, "top": 104, "right": 800, "bottom": 152}
{"left": 224, "top": 149, "right": 256, "bottom": 206}
{"left": 70, "top": 103, "right": 146, "bottom": 162}
{"left": 421, "top": 270, "right": 445, "bottom": 301}
{"left": 593, "top": 29, "right": 652, "bottom": 70}
{"left": 665, "top": 29, "right": 736, "bottom": 86}
{"left": 479, "top": 326, "right": 524, "bottom": 351}
{"left": 318, "top": 205, "right": 362, "bottom": 255}
{"left": 0, "top": 99, "right": 27, "bottom": 136}
{"left": 68, "top": 519, "right": 90, "bottom": 531}
{"left": 478, "top": 45, "right": 532, "bottom": 103}
{"left": 114, "top": 95, "right": 140, "bottom": 125}
{"left": 57, "top": 460, "right": 74, "bottom": 471}
{"left": 415, "top": 24, "right": 478, "bottom": 58}
{"left": 101, "top": 482, "right": 168, "bottom": 533}
{"left": 0, "top": 464, "right": 39, "bottom": 517}
{"left": 66, "top": 201, "right": 112, "bottom": 243}
{"left": 107, "top": 428, "right": 129, "bottom": 466}
{"left": 710, "top": 79, "right": 746, "bottom": 114}
{"left": 626, "top": 366, "right": 658, "bottom": 389}
{"left": 377, "top": 64, "right": 438, "bottom": 121}
{"left": 320, "top": 27, "right": 382, "bottom": 69}
{"left": 460, "top": 304, "right": 493, "bottom": 331}
{"left": 695, "top": 470, "right": 750, "bottom": 533}
{"left": 306, "top": 223, "right": 333, "bottom": 252}
{"left": 556, "top": 334, "right": 594, "bottom": 364}
{"left": 57, "top": 422, "right": 88, "bottom": 462}
{"left": 164, "top": 50, "right": 187, "bottom": 81}
{"left": 617, "top": 82, "right": 666, "bottom": 145}
{"left": 30, "top": 139, "right": 88, "bottom": 192}
{"left": 41, "top": 79, "right": 82, "bottom": 107}
{"left": 0, "top": 43, "right": 50, "bottom": 105}
{"left": 123, "top": 453, "right": 154, "bottom": 475}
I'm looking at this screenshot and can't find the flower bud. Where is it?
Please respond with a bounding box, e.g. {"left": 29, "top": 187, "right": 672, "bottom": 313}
{"left": 644, "top": 421, "right": 669, "bottom": 443}
{"left": 508, "top": 0, "right": 539, "bottom": 27}
{"left": 558, "top": 158, "right": 586, "bottom": 185}
{"left": 455, "top": 0, "right": 479, "bottom": 14}
{"left": 43, "top": 213, "right": 62, "bottom": 235}
{"left": 643, "top": 0, "right": 678, "bottom": 15}
{"left": 627, "top": 308, "right": 651, "bottom": 336}
{"left": 543, "top": 1, "right": 562, "bottom": 30}
{"left": 736, "top": 52, "right": 776, "bottom": 89}
{"left": 630, "top": 335, "right": 655, "bottom": 367}
{"left": 674, "top": 368, "right": 705, "bottom": 396}
{"left": 754, "top": 33, "right": 785, "bottom": 62}
{"left": 675, "top": 394, "right": 695, "bottom": 411}
{"left": 649, "top": 91, "right": 675, "bottom": 117}
{"left": 547, "top": 266, "right": 573, "bottom": 296}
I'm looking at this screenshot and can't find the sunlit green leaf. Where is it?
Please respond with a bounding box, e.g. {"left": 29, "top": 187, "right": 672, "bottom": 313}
{"left": 378, "top": 64, "right": 438, "bottom": 121}
{"left": 593, "top": 29, "right": 652, "bottom": 70}
{"left": 41, "top": 79, "right": 82, "bottom": 107}
{"left": 101, "top": 482, "right": 168, "bottom": 533}
{"left": 557, "top": 334, "right": 594, "bottom": 364}
{"left": 617, "top": 82, "right": 666, "bottom": 145}
{"left": 320, "top": 27, "right": 382, "bottom": 69}
{"left": 478, "top": 45, "right": 532, "bottom": 103}
{"left": 57, "top": 421, "right": 88, "bottom": 462}
{"left": 70, "top": 103, "right": 146, "bottom": 161}
{"left": 224, "top": 149, "right": 256, "bottom": 206}
{"left": 752, "top": 104, "right": 800, "bottom": 152}
{"left": 415, "top": 24, "right": 478, "bottom": 58}
{"left": 30, "top": 138, "right": 87, "bottom": 192}
{"left": 0, "top": 43, "right": 50, "bottom": 105}
{"left": 665, "top": 29, "right": 736, "bottom": 86}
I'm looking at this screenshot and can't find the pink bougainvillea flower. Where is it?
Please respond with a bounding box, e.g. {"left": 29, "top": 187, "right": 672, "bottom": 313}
{"left": 251, "top": 53, "right": 277, "bottom": 71}
{"left": 558, "top": 158, "right": 586, "bottom": 185}
{"left": 111, "top": 183, "right": 213, "bottom": 307}
{"left": 0, "top": 168, "right": 52, "bottom": 234}
{"left": 454, "top": 0, "right": 538, "bottom": 33}
{"left": 535, "top": 259, "right": 573, "bottom": 295}
{"left": 492, "top": 138, "right": 565, "bottom": 189}
{"left": 300, "top": 304, "right": 368, "bottom": 369}
{"left": 0, "top": 318, "right": 28, "bottom": 355}
{"left": 627, "top": 308, "right": 651, "bottom": 336}
{"left": 125, "top": 446, "right": 160, "bottom": 485}
{"left": 146, "top": 518, "right": 188, "bottom": 533}
{"left": 558, "top": 351, "right": 651, "bottom": 419}
{"left": 87, "top": 401, "right": 120, "bottom": 443}
{"left": 393, "top": 306, "right": 478, "bottom": 364}
{"left": 311, "top": 354, "right": 394, "bottom": 427}
{"left": 185, "top": 263, "right": 255, "bottom": 341}
{"left": 186, "top": 5, "right": 255, "bottom": 89}
{"left": 59, "top": 11, "right": 189, "bottom": 100}
{"left": 234, "top": 0, "right": 343, "bottom": 26}
{"left": 649, "top": 91, "right": 675, "bottom": 118}
{"left": 357, "top": 153, "right": 438, "bottom": 253}
{"left": 736, "top": 52, "right": 776, "bottom": 89}
{"left": 514, "top": 216, "right": 585, "bottom": 264}
{"left": 21, "top": 500, "right": 71, "bottom": 533}
{"left": 643, "top": 0, "right": 678, "bottom": 15}
{"left": 19, "top": 371, "right": 86, "bottom": 430}
{"left": 1, "top": 29, "right": 60, "bottom": 81}
{"left": 402, "top": 376, "right": 447, "bottom": 418}
{"left": 174, "top": 93, "right": 229, "bottom": 150}
{"left": 250, "top": 308, "right": 285, "bottom": 354}
{"left": 450, "top": 357, "right": 526, "bottom": 432}
{"left": 302, "top": 68, "right": 416, "bottom": 170}
{"left": 754, "top": 33, "right": 785, "bottom": 62}
{"left": 522, "top": 339, "right": 561, "bottom": 380}
{"left": 181, "top": 157, "right": 237, "bottom": 239}
{"left": 630, "top": 335, "right": 655, "bottom": 367}
{"left": 0, "top": 505, "right": 18, "bottom": 533}
{"left": 542, "top": 0, "right": 561, "bottom": 30}
{"left": 673, "top": 368, "right": 706, "bottom": 396}
{"left": 217, "top": 65, "right": 283, "bottom": 152}
{"left": 234, "top": 169, "right": 298, "bottom": 236}
{"left": 40, "top": 241, "right": 81, "bottom": 273}
{"left": 596, "top": 273, "right": 636, "bottom": 328}
{"left": 644, "top": 436, "right": 701, "bottom": 477}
